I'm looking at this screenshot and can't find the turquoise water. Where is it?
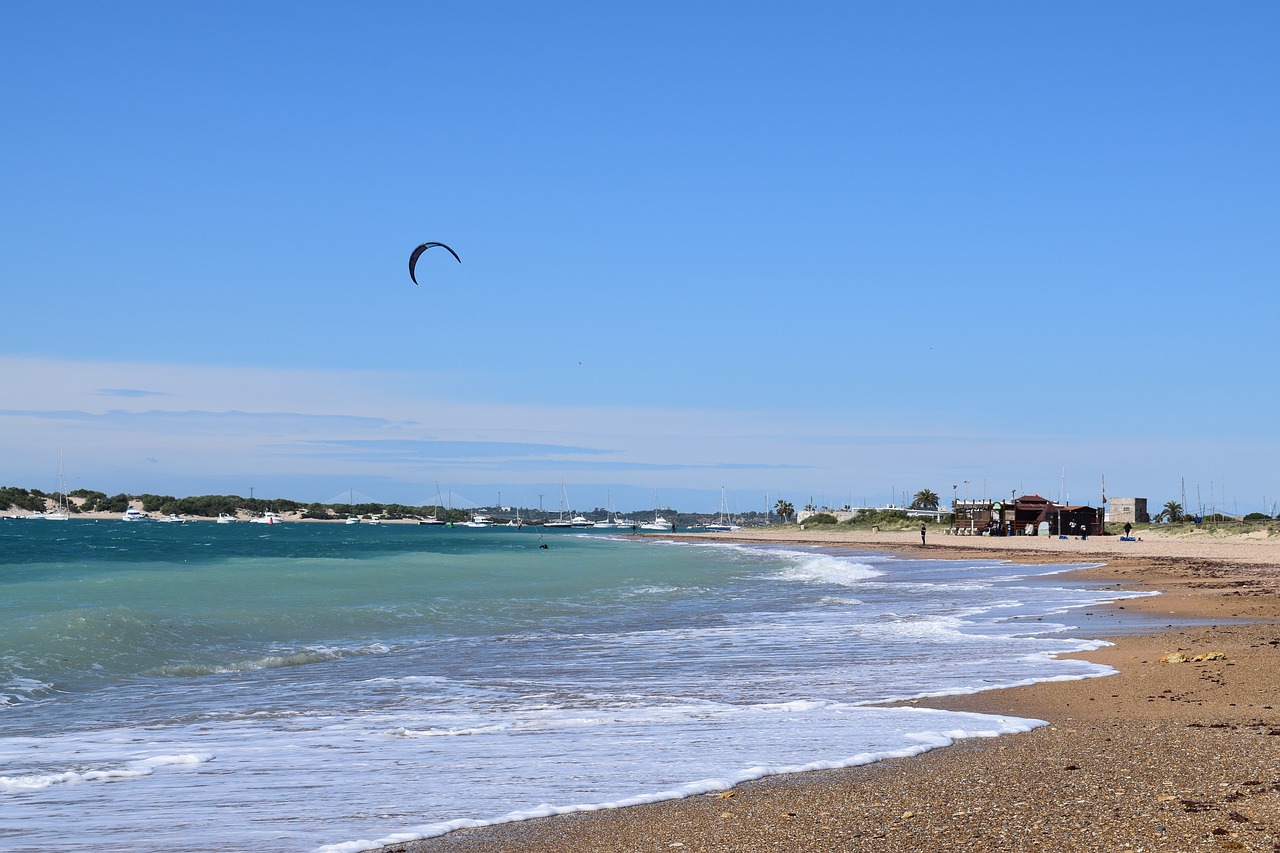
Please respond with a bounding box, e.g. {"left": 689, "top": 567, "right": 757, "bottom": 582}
{"left": 0, "top": 521, "right": 1148, "bottom": 851}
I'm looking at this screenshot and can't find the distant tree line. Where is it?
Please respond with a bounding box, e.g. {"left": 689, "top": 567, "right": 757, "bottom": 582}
{"left": 26, "top": 486, "right": 1272, "bottom": 526}
{"left": 1, "top": 486, "right": 788, "bottom": 526}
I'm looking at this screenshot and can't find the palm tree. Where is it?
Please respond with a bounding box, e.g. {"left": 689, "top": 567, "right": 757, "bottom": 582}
{"left": 774, "top": 499, "right": 794, "bottom": 522}
{"left": 1157, "top": 500, "right": 1185, "bottom": 523}
{"left": 911, "top": 489, "right": 940, "bottom": 510}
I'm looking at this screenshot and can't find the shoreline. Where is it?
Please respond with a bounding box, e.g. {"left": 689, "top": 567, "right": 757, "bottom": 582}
{"left": 386, "top": 530, "right": 1280, "bottom": 852}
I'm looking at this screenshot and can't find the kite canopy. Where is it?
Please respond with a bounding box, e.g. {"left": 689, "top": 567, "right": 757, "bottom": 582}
{"left": 409, "top": 242, "right": 461, "bottom": 284}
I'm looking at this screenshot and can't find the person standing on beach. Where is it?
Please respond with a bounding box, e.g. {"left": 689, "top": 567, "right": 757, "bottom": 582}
{"left": 920, "top": 523, "right": 927, "bottom": 546}
{"left": 1124, "top": 521, "right": 1132, "bottom": 537}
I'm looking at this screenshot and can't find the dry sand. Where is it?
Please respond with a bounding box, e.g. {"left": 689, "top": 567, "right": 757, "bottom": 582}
{"left": 385, "top": 528, "right": 1280, "bottom": 853}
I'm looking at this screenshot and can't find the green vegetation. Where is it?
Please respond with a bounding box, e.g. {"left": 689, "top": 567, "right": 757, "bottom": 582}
{"left": 846, "top": 508, "right": 911, "bottom": 528}
{"left": 0, "top": 486, "right": 47, "bottom": 513}
{"left": 801, "top": 512, "right": 839, "bottom": 526}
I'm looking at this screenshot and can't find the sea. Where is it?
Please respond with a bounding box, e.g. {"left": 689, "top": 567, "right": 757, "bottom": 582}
{"left": 0, "top": 520, "right": 1156, "bottom": 852}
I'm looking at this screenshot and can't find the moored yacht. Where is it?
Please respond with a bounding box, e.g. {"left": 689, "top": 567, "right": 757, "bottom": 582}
{"left": 546, "top": 480, "right": 574, "bottom": 527}
{"left": 32, "top": 453, "right": 71, "bottom": 520}
{"left": 705, "top": 486, "right": 742, "bottom": 532}
{"left": 250, "top": 511, "right": 285, "bottom": 525}
{"left": 122, "top": 506, "right": 150, "bottom": 522}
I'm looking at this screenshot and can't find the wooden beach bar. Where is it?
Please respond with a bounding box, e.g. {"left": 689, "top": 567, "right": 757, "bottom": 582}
{"left": 951, "top": 494, "right": 1103, "bottom": 536}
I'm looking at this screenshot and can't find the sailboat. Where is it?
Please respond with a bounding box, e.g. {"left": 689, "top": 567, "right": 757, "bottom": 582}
{"left": 593, "top": 490, "right": 619, "bottom": 528}
{"left": 418, "top": 483, "right": 447, "bottom": 525}
{"left": 705, "top": 487, "right": 741, "bottom": 532}
{"left": 545, "top": 480, "right": 573, "bottom": 528}
{"left": 31, "top": 452, "right": 70, "bottom": 520}
{"left": 345, "top": 489, "right": 360, "bottom": 525}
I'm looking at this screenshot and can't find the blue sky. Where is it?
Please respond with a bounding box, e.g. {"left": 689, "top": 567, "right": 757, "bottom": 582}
{"left": 3, "top": 2, "right": 1277, "bottom": 515}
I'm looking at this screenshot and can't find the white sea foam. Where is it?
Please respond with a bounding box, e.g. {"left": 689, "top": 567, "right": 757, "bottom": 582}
{"left": 0, "top": 752, "right": 212, "bottom": 792}
{"left": 772, "top": 551, "right": 885, "bottom": 586}
{"left": 0, "top": 675, "right": 56, "bottom": 706}
{"left": 318, "top": 708, "right": 1045, "bottom": 853}
{"left": 146, "top": 643, "right": 390, "bottom": 677}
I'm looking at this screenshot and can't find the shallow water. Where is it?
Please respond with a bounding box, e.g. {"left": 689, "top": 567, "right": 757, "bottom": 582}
{"left": 0, "top": 521, "right": 1154, "bottom": 851}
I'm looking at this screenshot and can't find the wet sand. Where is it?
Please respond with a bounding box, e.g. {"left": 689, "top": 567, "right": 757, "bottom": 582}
{"left": 383, "top": 528, "right": 1280, "bottom": 852}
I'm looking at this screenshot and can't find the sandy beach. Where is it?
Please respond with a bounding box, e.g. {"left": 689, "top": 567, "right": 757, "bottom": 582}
{"left": 386, "top": 528, "right": 1280, "bottom": 852}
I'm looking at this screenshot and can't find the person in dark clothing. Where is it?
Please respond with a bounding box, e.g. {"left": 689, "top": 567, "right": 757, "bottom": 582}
{"left": 920, "top": 523, "right": 927, "bottom": 546}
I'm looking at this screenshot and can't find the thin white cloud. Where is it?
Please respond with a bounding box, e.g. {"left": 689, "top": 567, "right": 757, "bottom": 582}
{"left": 0, "top": 355, "right": 1274, "bottom": 513}
{"left": 94, "top": 388, "right": 173, "bottom": 398}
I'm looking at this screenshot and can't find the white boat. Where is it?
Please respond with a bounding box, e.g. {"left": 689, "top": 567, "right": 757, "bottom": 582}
{"left": 639, "top": 516, "right": 672, "bottom": 531}
{"left": 216, "top": 513, "right": 238, "bottom": 524}
{"left": 345, "top": 515, "right": 360, "bottom": 525}
{"left": 345, "top": 490, "right": 360, "bottom": 524}
{"left": 250, "top": 511, "right": 285, "bottom": 525}
{"left": 705, "top": 487, "right": 742, "bottom": 532}
{"left": 593, "top": 492, "right": 622, "bottom": 528}
{"left": 462, "top": 514, "right": 492, "bottom": 528}
{"left": 570, "top": 515, "right": 592, "bottom": 528}
{"left": 419, "top": 483, "right": 448, "bottom": 524}
{"left": 545, "top": 480, "right": 574, "bottom": 527}
{"left": 31, "top": 453, "right": 71, "bottom": 520}
{"left": 367, "top": 515, "right": 383, "bottom": 526}
{"left": 156, "top": 514, "right": 187, "bottom": 524}
{"left": 122, "top": 506, "right": 150, "bottom": 522}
